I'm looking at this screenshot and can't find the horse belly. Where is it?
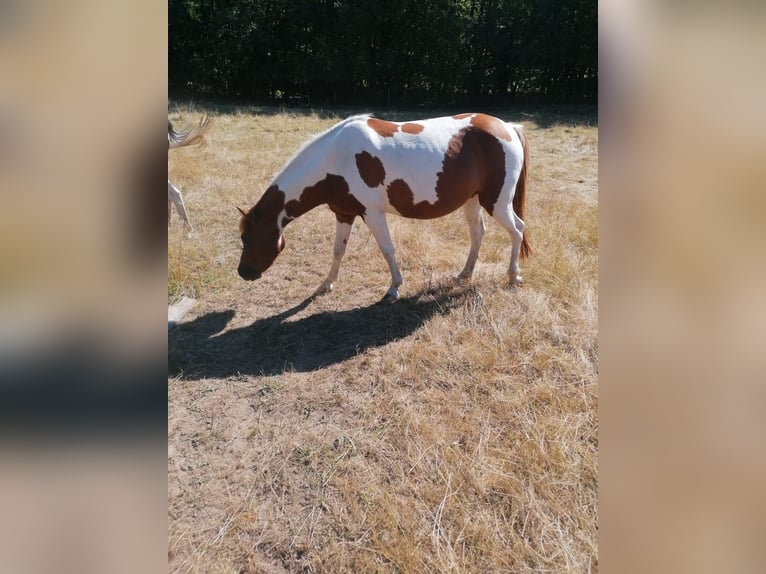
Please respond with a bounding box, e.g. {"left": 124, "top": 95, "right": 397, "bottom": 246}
{"left": 379, "top": 149, "right": 481, "bottom": 220}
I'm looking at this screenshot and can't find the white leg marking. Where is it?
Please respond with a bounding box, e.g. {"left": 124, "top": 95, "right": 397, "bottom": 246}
{"left": 316, "top": 219, "right": 354, "bottom": 295}
{"left": 491, "top": 206, "right": 525, "bottom": 285}
{"left": 364, "top": 212, "right": 402, "bottom": 300}
{"left": 168, "top": 180, "right": 192, "bottom": 232}
{"left": 457, "top": 196, "right": 485, "bottom": 282}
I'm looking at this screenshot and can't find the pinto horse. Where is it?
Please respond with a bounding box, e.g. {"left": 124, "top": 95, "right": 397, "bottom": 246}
{"left": 238, "top": 113, "right": 530, "bottom": 301}
{"left": 168, "top": 115, "right": 211, "bottom": 230}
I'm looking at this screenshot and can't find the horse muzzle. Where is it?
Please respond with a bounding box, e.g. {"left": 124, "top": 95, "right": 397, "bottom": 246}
{"left": 238, "top": 266, "right": 261, "bottom": 281}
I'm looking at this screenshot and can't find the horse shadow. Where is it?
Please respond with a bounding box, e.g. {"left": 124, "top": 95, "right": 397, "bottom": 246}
{"left": 168, "top": 285, "right": 475, "bottom": 380}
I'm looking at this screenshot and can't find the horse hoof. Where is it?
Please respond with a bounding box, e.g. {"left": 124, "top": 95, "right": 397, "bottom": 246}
{"left": 508, "top": 275, "right": 524, "bottom": 286}
{"left": 315, "top": 282, "right": 333, "bottom": 296}
{"left": 380, "top": 291, "right": 399, "bottom": 304}
{"left": 455, "top": 274, "right": 471, "bottom": 284}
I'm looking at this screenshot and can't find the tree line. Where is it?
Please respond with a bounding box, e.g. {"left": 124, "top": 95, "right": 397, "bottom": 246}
{"left": 169, "top": 0, "right": 597, "bottom": 107}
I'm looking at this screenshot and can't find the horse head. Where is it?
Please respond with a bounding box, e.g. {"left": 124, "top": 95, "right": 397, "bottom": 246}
{"left": 237, "top": 201, "right": 285, "bottom": 281}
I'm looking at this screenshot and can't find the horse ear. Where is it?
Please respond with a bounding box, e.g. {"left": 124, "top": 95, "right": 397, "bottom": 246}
{"left": 237, "top": 206, "right": 247, "bottom": 216}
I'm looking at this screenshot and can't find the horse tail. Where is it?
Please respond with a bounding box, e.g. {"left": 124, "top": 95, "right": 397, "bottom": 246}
{"left": 168, "top": 115, "right": 212, "bottom": 149}
{"left": 511, "top": 124, "right": 531, "bottom": 259}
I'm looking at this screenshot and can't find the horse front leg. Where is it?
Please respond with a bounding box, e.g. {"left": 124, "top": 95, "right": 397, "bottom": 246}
{"left": 316, "top": 216, "right": 355, "bottom": 295}
{"left": 364, "top": 212, "right": 402, "bottom": 301}
{"left": 168, "top": 180, "right": 192, "bottom": 232}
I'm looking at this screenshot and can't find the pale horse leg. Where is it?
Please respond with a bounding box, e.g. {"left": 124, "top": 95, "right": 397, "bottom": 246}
{"left": 167, "top": 180, "right": 192, "bottom": 231}
{"left": 316, "top": 217, "right": 354, "bottom": 295}
{"left": 490, "top": 202, "right": 525, "bottom": 285}
{"left": 456, "top": 195, "right": 485, "bottom": 282}
{"left": 364, "top": 211, "right": 403, "bottom": 301}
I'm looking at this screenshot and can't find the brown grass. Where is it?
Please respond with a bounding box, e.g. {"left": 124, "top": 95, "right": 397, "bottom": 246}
{"left": 168, "top": 106, "right": 597, "bottom": 573}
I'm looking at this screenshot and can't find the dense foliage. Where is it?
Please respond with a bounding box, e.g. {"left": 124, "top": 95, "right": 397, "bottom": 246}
{"left": 169, "top": 0, "right": 596, "bottom": 106}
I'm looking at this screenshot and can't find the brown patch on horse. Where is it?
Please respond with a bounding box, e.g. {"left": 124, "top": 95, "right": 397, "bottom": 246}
{"left": 452, "top": 113, "right": 474, "bottom": 120}
{"left": 285, "top": 174, "right": 367, "bottom": 223}
{"left": 436, "top": 126, "right": 506, "bottom": 217}
{"left": 385, "top": 125, "right": 506, "bottom": 219}
{"left": 355, "top": 151, "right": 386, "bottom": 188}
{"left": 438, "top": 127, "right": 500, "bottom": 215}
{"left": 367, "top": 118, "right": 399, "bottom": 138}
{"left": 401, "top": 123, "right": 424, "bottom": 134}
{"left": 469, "top": 114, "right": 512, "bottom": 142}
{"left": 386, "top": 162, "right": 472, "bottom": 219}
{"left": 386, "top": 179, "right": 419, "bottom": 217}
{"left": 334, "top": 212, "right": 356, "bottom": 225}
{"left": 470, "top": 129, "right": 507, "bottom": 215}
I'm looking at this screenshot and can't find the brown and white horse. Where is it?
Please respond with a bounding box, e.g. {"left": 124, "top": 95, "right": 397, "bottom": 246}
{"left": 238, "top": 113, "right": 530, "bottom": 301}
{"left": 168, "top": 115, "right": 211, "bottom": 231}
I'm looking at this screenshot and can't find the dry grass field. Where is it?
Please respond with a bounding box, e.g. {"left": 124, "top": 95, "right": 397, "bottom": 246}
{"left": 168, "top": 105, "right": 598, "bottom": 573}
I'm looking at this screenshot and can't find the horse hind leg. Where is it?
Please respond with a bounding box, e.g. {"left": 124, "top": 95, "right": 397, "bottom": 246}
{"left": 490, "top": 203, "right": 525, "bottom": 285}
{"left": 457, "top": 196, "right": 485, "bottom": 282}
{"left": 316, "top": 216, "right": 354, "bottom": 295}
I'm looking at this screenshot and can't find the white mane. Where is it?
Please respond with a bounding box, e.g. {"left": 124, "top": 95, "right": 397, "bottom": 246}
{"left": 271, "top": 114, "right": 371, "bottom": 184}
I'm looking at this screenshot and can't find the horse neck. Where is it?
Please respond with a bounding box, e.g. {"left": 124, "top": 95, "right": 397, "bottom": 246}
{"left": 273, "top": 140, "right": 335, "bottom": 221}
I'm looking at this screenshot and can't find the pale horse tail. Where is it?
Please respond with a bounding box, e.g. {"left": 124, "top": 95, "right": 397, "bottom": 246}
{"left": 168, "top": 114, "right": 213, "bottom": 149}
{"left": 510, "top": 123, "right": 531, "bottom": 259}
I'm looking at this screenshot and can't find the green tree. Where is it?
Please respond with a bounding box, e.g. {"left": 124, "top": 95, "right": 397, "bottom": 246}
{"left": 168, "top": 0, "right": 597, "bottom": 105}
